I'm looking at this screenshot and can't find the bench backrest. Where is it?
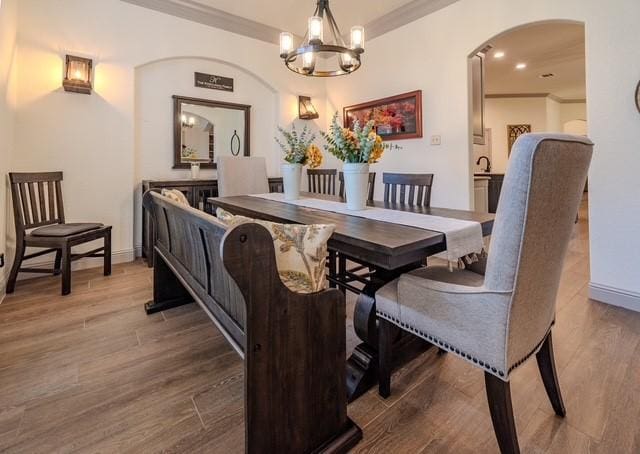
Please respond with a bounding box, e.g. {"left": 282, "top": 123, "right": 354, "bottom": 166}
{"left": 142, "top": 191, "right": 360, "bottom": 453}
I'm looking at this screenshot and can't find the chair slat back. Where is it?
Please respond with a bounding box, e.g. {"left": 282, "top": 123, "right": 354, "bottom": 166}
{"left": 382, "top": 173, "right": 434, "bottom": 206}
{"left": 307, "top": 169, "right": 337, "bottom": 195}
{"left": 338, "top": 172, "right": 376, "bottom": 202}
{"left": 9, "top": 172, "right": 65, "bottom": 232}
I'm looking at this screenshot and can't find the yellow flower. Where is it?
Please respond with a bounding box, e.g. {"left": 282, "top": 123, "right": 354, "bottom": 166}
{"left": 306, "top": 144, "right": 323, "bottom": 169}
{"left": 368, "top": 133, "right": 385, "bottom": 163}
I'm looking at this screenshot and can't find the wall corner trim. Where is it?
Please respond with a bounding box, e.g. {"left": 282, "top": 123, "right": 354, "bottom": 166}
{"left": 589, "top": 282, "right": 640, "bottom": 313}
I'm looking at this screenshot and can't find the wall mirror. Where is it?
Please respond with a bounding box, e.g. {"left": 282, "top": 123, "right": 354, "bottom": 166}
{"left": 173, "top": 95, "right": 250, "bottom": 169}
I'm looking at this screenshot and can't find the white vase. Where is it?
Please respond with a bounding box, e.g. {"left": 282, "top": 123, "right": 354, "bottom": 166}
{"left": 190, "top": 163, "right": 200, "bottom": 179}
{"left": 342, "top": 163, "right": 370, "bottom": 211}
{"left": 281, "top": 163, "right": 302, "bottom": 200}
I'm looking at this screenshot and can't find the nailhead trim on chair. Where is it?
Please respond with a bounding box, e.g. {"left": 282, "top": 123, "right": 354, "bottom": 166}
{"left": 377, "top": 310, "right": 505, "bottom": 378}
{"left": 377, "top": 310, "right": 554, "bottom": 379}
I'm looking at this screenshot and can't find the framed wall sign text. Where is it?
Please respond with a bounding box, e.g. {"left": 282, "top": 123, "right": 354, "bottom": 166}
{"left": 194, "top": 72, "right": 234, "bottom": 92}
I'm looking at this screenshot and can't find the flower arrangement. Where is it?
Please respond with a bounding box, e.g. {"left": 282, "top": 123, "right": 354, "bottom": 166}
{"left": 275, "top": 124, "right": 322, "bottom": 168}
{"left": 320, "top": 113, "right": 390, "bottom": 164}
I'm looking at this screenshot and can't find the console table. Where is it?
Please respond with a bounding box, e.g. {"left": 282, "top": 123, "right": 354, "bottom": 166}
{"left": 141, "top": 178, "right": 283, "bottom": 266}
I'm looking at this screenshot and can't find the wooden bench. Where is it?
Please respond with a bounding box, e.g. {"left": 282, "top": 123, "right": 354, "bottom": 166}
{"left": 142, "top": 191, "right": 361, "bottom": 453}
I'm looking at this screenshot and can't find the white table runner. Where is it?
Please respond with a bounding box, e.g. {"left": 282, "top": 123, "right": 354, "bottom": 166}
{"left": 249, "top": 193, "right": 484, "bottom": 268}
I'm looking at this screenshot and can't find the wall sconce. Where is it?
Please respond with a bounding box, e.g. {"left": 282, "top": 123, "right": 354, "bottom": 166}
{"left": 298, "top": 96, "right": 319, "bottom": 120}
{"left": 63, "top": 55, "right": 93, "bottom": 94}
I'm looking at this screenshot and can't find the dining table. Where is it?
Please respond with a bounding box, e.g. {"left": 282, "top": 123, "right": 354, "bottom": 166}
{"left": 208, "top": 192, "right": 495, "bottom": 401}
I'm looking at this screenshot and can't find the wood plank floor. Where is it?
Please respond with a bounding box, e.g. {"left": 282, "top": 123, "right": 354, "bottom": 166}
{"left": 1, "top": 197, "right": 639, "bottom": 453}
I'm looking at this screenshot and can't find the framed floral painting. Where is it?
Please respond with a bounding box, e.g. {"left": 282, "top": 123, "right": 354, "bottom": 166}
{"left": 343, "top": 90, "right": 423, "bottom": 141}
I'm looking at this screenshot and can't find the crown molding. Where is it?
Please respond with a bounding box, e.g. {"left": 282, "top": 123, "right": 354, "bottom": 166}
{"left": 120, "top": 0, "right": 295, "bottom": 44}
{"left": 486, "top": 93, "right": 586, "bottom": 103}
{"left": 121, "top": 0, "right": 460, "bottom": 45}
{"left": 364, "top": 0, "right": 460, "bottom": 40}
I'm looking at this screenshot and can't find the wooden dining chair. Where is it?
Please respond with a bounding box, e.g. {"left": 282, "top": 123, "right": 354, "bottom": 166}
{"left": 308, "top": 169, "right": 337, "bottom": 195}
{"left": 376, "top": 134, "right": 594, "bottom": 454}
{"left": 7, "top": 172, "right": 112, "bottom": 296}
{"left": 383, "top": 173, "right": 434, "bottom": 206}
{"left": 338, "top": 171, "right": 376, "bottom": 202}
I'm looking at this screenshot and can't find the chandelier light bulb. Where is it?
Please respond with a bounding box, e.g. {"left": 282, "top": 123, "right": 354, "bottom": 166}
{"left": 341, "top": 53, "right": 353, "bottom": 68}
{"left": 351, "top": 26, "right": 364, "bottom": 50}
{"left": 303, "top": 51, "right": 315, "bottom": 70}
{"left": 308, "top": 16, "right": 323, "bottom": 43}
{"left": 280, "top": 32, "right": 293, "bottom": 57}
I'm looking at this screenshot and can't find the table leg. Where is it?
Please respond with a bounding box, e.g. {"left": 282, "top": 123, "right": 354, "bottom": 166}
{"left": 346, "top": 262, "right": 430, "bottom": 402}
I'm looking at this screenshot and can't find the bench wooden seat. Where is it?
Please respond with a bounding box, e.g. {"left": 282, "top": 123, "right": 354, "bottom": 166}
{"left": 142, "top": 191, "right": 361, "bottom": 453}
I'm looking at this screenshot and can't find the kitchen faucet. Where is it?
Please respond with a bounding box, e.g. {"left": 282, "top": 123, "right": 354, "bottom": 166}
{"left": 476, "top": 155, "right": 491, "bottom": 173}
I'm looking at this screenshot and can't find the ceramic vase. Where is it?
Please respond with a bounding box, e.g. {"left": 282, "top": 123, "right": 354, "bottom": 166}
{"left": 282, "top": 163, "right": 302, "bottom": 200}
{"left": 342, "top": 163, "right": 370, "bottom": 210}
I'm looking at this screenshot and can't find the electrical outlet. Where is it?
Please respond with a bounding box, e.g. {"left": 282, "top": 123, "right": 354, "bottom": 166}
{"left": 0, "top": 253, "right": 4, "bottom": 268}
{"left": 431, "top": 135, "right": 441, "bottom": 146}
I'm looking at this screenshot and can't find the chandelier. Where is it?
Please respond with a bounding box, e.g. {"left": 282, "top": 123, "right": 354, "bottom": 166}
{"left": 279, "top": 0, "right": 364, "bottom": 77}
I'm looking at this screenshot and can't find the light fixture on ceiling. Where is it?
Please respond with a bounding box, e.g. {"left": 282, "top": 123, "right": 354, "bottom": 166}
{"left": 493, "top": 51, "right": 505, "bottom": 59}
{"left": 515, "top": 63, "right": 527, "bottom": 70}
{"left": 279, "top": 0, "right": 364, "bottom": 77}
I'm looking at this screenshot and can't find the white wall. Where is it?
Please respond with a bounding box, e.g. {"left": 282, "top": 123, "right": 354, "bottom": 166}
{"left": 0, "top": 0, "right": 18, "bottom": 297}
{"left": 12, "top": 0, "right": 326, "bottom": 264}
{"left": 329, "top": 0, "right": 640, "bottom": 307}
{"left": 134, "top": 57, "right": 284, "bottom": 250}
{"left": 483, "top": 97, "right": 549, "bottom": 173}
{"left": 478, "top": 97, "right": 587, "bottom": 173}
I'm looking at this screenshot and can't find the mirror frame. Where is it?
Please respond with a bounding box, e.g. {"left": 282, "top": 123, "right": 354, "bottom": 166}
{"left": 173, "top": 95, "right": 251, "bottom": 169}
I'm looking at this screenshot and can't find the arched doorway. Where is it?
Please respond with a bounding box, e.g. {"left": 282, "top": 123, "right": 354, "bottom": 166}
{"left": 469, "top": 20, "right": 587, "bottom": 209}
{"left": 468, "top": 20, "right": 590, "bottom": 273}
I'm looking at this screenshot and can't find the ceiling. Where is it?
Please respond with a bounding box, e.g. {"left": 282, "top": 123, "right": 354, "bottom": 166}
{"left": 484, "top": 22, "right": 586, "bottom": 100}
{"left": 192, "top": 0, "right": 416, "bottom": 36}
{"left": 122, "top": 0, "right": 459, "bottom": 44}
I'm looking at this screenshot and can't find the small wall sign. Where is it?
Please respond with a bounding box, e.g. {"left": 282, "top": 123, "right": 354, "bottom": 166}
{"left": 194, "top": 72, "right": 234, "bottom": 92}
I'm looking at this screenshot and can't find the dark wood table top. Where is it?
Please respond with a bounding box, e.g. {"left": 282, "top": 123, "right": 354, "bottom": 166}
{"left": 208, "top": 193, "right": 494, "bottom": 270}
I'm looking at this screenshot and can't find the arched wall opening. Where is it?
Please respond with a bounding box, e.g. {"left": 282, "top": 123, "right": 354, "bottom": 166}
{"left": 132, "top": 56, "right": 279, "bottom": 252}
{"left": 468, "top": 19, "right": 587, "bottom": 210}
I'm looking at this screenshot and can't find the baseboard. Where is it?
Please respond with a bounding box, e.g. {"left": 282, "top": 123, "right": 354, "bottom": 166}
{"left": 589, "top": 282, "right": 640, "bottom": 313}
{"left": 16, "top": 249, "right": 136, "bottom": 281}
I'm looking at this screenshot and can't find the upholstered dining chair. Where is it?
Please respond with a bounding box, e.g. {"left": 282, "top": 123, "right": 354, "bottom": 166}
{"left": 375, "top": 134, "right": 593, "bottom": 454}
{"left": 383, "top": 172, "right": 434, "bottom": 206}
{"left": 7, "top": 172, "right": 112, "bottom": 296}
{"left": 307, "top": 168, "right": 337, "bottom": 195}
{"left": 217, "top": 156, "right": 270, "bottom": 197}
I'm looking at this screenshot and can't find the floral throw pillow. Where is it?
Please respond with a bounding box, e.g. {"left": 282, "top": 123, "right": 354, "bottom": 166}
{"left": 216, "top": 208, "right": 335, "bottom": 293}
{"left": 161, "top": 188, "right": 190, "bottom": 205}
